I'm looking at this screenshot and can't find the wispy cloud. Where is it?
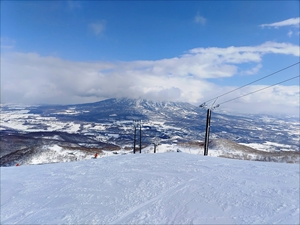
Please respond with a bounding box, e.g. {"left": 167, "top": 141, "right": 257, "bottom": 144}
{"left": 260, "top": 17, "right": 300, "bottom": 28}
{"left": 287, "top": 30, "right": 293, "bottom": 37}
{"left": 241, "top": 63, "right": 262, "bottom": 75}
{"left": 67, "top": 1, "right": 81, "bottom": 10}
{"left": 0, "top": 37, "right": 16, "bottom": 49}
{"left": 194, "top": 13, "right": 207, "bottom": 25}
{"left": 1, "top": 41, "right": 299, "bottom": 115}
{"left": 89, "top": 21, "right": 106, "bottom": 35}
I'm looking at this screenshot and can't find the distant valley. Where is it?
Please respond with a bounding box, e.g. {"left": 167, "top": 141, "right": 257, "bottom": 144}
{"left": 1, "top": 98, "right": 299, "bottom": 166}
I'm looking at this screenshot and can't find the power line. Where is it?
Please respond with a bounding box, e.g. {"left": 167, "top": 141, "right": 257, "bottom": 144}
{"left": 199, "top": 74, "right": 299, "bottom": 157}
{"left": 203, "top": 62, "right": 300, "bottom": 104}
{"left": 199, "top": 62, "right": 299, "bottom": 157}
{"left": 218, "top": 75, "right": 300, "bottom": 106}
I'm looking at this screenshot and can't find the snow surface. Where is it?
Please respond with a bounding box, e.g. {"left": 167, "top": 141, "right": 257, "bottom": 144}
{"left": 27, "top": 144, "right": 93, "bottom": 165}
{"left": 1, "top": 153, "right": 299, "bottom": 224}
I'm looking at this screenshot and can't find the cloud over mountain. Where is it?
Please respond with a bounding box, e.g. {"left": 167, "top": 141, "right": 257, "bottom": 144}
{"left": 1, "top": 41, "right": 299, "bottom": 115}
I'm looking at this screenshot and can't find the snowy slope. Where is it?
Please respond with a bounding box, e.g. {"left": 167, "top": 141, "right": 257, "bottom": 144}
{"left": 208, "top": 139, "right": 300, "bottom": 163}
{"left": 1, "top": 153, "right": 299, "bottom": 224}
{"left": 1, "top": 137, "right": 299, "bottom": 167}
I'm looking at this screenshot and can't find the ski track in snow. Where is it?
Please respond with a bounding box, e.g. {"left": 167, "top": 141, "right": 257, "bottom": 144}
{"left": 1, "top": 153, "right": 299, "bottom": 224}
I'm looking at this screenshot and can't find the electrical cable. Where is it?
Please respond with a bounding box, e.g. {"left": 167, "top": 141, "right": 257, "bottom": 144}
{"left": 202, "top": 62, "right": 300, "bottom": 104}
{"left": 218, "top": 75, "right": 300, "bottom": 106}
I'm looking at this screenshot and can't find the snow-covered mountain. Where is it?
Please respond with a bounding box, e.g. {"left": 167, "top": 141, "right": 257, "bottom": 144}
{"left": 1, "top": 153, "right": 299, "bottom": 224}
{"left": 1, "top": 98, "right": 299, "bottom": 166}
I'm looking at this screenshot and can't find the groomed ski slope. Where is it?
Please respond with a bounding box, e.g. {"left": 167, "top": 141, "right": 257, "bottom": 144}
{"left": 1, "top": 153, "right": 299, "bottom": 224}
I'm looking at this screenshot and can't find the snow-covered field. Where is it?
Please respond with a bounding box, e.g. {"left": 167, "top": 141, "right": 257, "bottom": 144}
{"left": 1, "top": 106, "right": 299, "bottom": 153}
{"left": 1, "top": 153, "right": 299, "bottom": 224}
{"left": 0, "top": 109, "right": 81, "bottom": 133}
{"left": 240, "top": 142, "right": 295, "bottom": 152}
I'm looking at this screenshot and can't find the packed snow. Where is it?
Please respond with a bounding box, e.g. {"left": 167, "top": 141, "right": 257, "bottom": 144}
{"left": 1, "top": 153, "right": 299, "bottom": 224}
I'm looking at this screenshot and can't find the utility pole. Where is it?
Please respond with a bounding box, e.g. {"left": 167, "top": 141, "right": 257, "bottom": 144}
{"left": 153, "top": 143, "right": 160, "bottom": 153}
{"left": 133, "top": 120, "right": 142, "bottom": 154}
{"left": 199, "top": 102, "right": 219, "bottom": 156}
{"left": 139, "top": 120, "right": 142, "bottom": 153}
{"left": 204, "top": 108, "right": 211, "bottom": 156}
{"left": 152, "top": 137, "right": 160, "bottom": 153}
{"left": 133, "top": 120, "right": 137, "bottom": 154}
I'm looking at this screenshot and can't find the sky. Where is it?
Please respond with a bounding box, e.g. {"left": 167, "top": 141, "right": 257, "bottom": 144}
{"left": 1, "top": 1, "right": 299, "bottom": 116}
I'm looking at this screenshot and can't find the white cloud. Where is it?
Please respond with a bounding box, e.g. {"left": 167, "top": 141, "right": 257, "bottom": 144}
{"left": 260, "top": 17, "right": 300, "bottom": 28}
{"left": 287, "top": 30, "right": 293, "bottom": 37}
{"left": 188, "top": 42, "right": 299, "bottom": 57}
{"left": 1, "top": 41, "right": 299, "bottom": 115}
{"left": 194, "top": 13, "right": 207, "bottom": 25}
{"left": 217, "top": 85, "right": 300, "bottom": 115}
{"left": 89, "top": 21, "right": 106, "bottom": 35}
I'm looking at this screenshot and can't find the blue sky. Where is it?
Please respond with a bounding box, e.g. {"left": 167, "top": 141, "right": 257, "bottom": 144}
{"left": 1, "top": 1, "right": 299, "bottom": 115}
